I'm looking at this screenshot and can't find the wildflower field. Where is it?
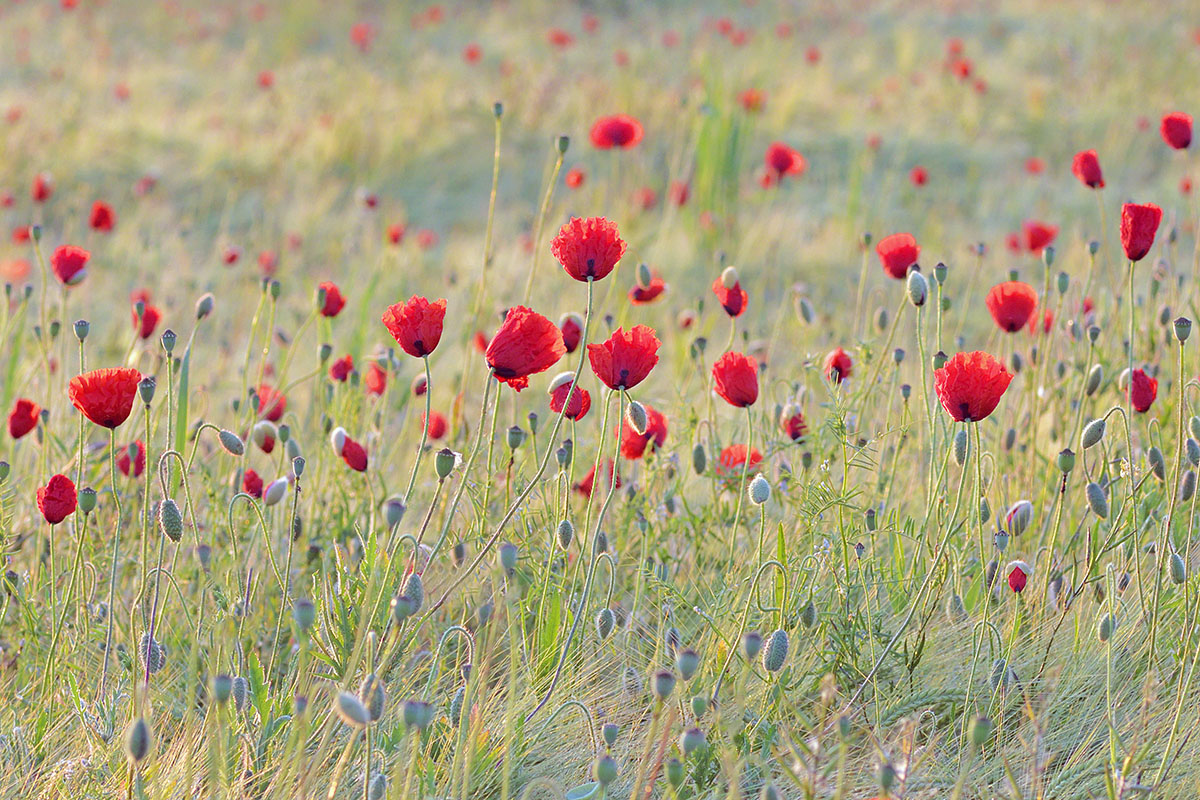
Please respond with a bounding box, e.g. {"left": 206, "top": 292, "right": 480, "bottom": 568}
{"left": 5, "top": 0, "right": 1200, "bottom": 797}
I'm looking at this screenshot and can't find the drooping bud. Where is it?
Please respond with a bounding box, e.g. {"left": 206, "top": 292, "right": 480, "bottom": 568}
{"left": 124, "top": 717, "right": 151, "bottom": 763}
{"left": 556, "top": 519, "right": 574, "bottom": 550}
{"left": 762, "top": 629, "right": 789, "bottom": 672}
{"left": 626, "top": 400, "right": 648, "bottom": 435}
{"left": 953, "top": 429, "right": 969, "bottom": 466}
{"left": 263, "top": 477, "right": 289, "bottom": 506}
{"left": 1086, "top": 482, "right": 1109, "bottom": 518}
{"left": 218, "top": 429, "right": 244, "bottom": 456}
{"left": 335, "top": 691, "right": 371, "bottom": 728}
{"left": 1085, "top": 363, "right": 1103, "bottom": 396}
{"left": 596, "top": 608, "right": 615, "bottom": 639}
{"left": 1081, "top": 418, "right": 1106, "bottom": 449}
{"left": 159, "top": 498, "right": 184, "bottom": 542}
{"left": 293, "top": 598, "right": 316, "bottom": 632}
{"left": 692, "top": 443, "right": 706, "bottom": 475}
{"left": 741, "top": 631, "right": 763, "bottom": 661}
{"left": 1170, "top": 551, "right": 1187, "bottom": 585}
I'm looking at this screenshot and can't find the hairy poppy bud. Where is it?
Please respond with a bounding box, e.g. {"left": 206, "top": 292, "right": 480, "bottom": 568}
{"left": 218, "top": 429, "right": 244, "bottom": 456}
{"left": 401, "top": 699, "right": 433, "bottom": 730}
{"left": 969, "top": 715, "right": 993, "bottom": 747}
{"left": 159, "top": 498, "right": 183, "bottom": 542}
{"left": 762, "top": 629, "right": 789, "bottom": 672}
{"left": 596, "top": 608, "right": 615, "bottom": 639}
{"left": 1081, "top": 418, "right": 1106, "bottom": 449}
{"left": 384, "top": 497, "right": 406, "bottom": 528}
{"left": 263, "top": 477, "right": 288, "bottom": 507}
{"left": 906, "top": 269, "right": 928, "bottom": 307}
{"left": 1170, "top": 551, "right": 1187, "bottom": 585}
{"left": 1085, "top": 364, "right": 1102, "bottom": 396}
{"left": 602, "top": 722, "right": 619, "bottom": 748}
{"left": 626, "top": 400, "right": 648, "bottom": 435}
{"left": 336, "top": 691, "right": 371, "bottom": 728}
{"left": 653, "top": 669, "right": 676, "bottom": 700}
{"left": 124, "top": 717, "right": 151, "bottom": 763}
{"left": 741, "top": 631, "right": 763, "bottom": 661}
{"left": 952, "top": 429, "right": 969, "bottom": 466}
{"left": 232, "top": 676, "right": 249, "bottom": 710}
{"left": 1086, "top": 482, "right": 1108, "bottom": 518}
{"left": 680, "top": 727, "right": 707, "bottom": 757}
{"left": 675, "top": 648, "right": 699, "bottom": 681}
{"left": 195, "top": 293, "right": 215, "bottom": 320}
{"left": 796, "top": 296, "right": 815, "bottom": 324}
{"left": 799, "top": 599, "right": 817, "bottom": 628}
{"left": 293, "top": 598, "right": 315, "bottom": 632}
{"left": 748, "top": 475, "right": 771, "bottom": 505}
{"left": 1148, "top": 446, "right": 1166, "bottom": 481}
{"left": 556, "top": 519, "right": 574, "bottom": 550}
{"left": 1097, "top": 612, "right": 1116, "bottom": 642}
{"left": 865, "top": 507, "right": 877, "bottom": 531}
{"left": 690, "top": 694, "right": 708, "bottom": 718}
{"left": 212, "top": 673, "right": 233, "bottom": 704}
{"left": 692, "top": 443, "right": 706, "bottom": 475}
{"left": 666, "top": 758, "right": 685, "bottom": 788}
{"left": 499, "top": 541, "right": 518, "bottom": 574}
{"left": 593, "top": 754, "right": 618, "bottom": 786}
{"left": 1056, "top": 270, "right": 1068, "bottom": 295}
{"left": 400, "top": 572, "right": 424, "bottom": 614}
{"left": 359, "top": 674, "right": 386, "bottom": 722}
{"left": 1182, "top": 470, "right": 1197, "bottom": 502}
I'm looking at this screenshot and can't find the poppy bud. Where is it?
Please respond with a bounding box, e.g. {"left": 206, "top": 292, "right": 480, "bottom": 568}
{"left": 692, "top": 443, "right": 706, "bottom": 475}
{"left": 762, "top": 629, "right": 789, "bottom": 672}
{"left": 368, "top": 774, "right": 387, "bottom": 800}
{"left": 1097, "top": 612, "right": 1116, "bottom": 642}
{"left": 390, "top": 593, "right": 416, "bottom": 622}
{"left": 666, "top": 758, "right": 685, "bottom": 788}
{"left": 989, "top": 658, "right": 1014, "bottom": 691}
{"left": 675, "top": 648, "right": 699, "bottom": 681}
{"left": 555, "top": 446, "right": 570, "bottom": 468}
{"left": 549, "top": 520, "right": 573, "bottom": 552}
{"left": 293, "top": 597, "right": 315, "bottom": 632}
{"left": 78, "top": 487, "right": 97, "bottom": 514}
{"left": 1010, "top": 352, "right": 1023, "bottom": 373}
{"left": 906, "top": 269, "right": 928, "bottom": 307}
{"left": 292, "top": 456, "right": 305, "bottom": 478}
{"left": 124, "top": 717, "right": 151, "bottom": 763}
{"left": 1081, "top": 418, "right": 1106, "bottom": 449}
{"left": 934, "top": 261, "right": 947, "bottom": 285}
{"left": 979, "top": 497, "right": 991, "bottom": 524}
{"left": 596, "top": 608, "right": 615, "bottom": 639}
{"left": 878, "top": 762, "right": 897, "bottom": 793}
{"left": 263, "top": 477, "right": 289, "bottom": 506}
{"left": 435, "top": 447, "right": 457, "bottom": 478}
{"left": 1057, "top": 448, "right": 1075, "bottom": 474}
{"left": 506, "top": 425, "right": 526, "bottom": 450}
{"left": 499, "top": 541, "right": 518, "bottom": 574}
{"left": 218, "top": 429, "right": 244, "bottom": 456}
{"left": 690, "top": 695, "right": 709, "bottom": 719}
{"left": 268, "top": 280, "right": 281, "bottom": 301}
{"left": 286, "top": 439, "right": 302, "bottom": 462}
{"left": 159, "top": 498, "right": 183, "bottom": 542}
{"left": 720, "top": 266, "right": 739, "bottom": 289}
{"left": 359, "top": 674, "right": 386, "bottom": 722}
{"left": 952, "top": 429, "right": 969, "bottom": 466}
{"left": 636, "top": 262, "right": 653, "bottom": 289}
{"left": 1086, "top": 482, "right": 1108, "bottom": 518}
{"left": 527, "top": 411, "right": 538, "bottom": 434}
{"left": 212, "top": 673, "right": 233, "bottom": 704}
{"left": 602, "top": 722, "right": 619, "bottom": 747}
{"left": 1042, "top": 245, "right": 1055, "bottom": 267}
{"left": 555, "top": 134, "right": 570, "bottom": 154}
{"left": 799, "top": 598, "right": 817, "bottom": 628}
{"left": 796, "top": 296, "right": 814, "bottom": 324}
{"left": 138, "top": 377, "right": 156, "bottom": 405}
{"left": 946, "top": 593, "right": 966, "bottom": 620}
{"left": 932, "top": 350, "right": 947, "bottom": 370}
{"left": 626, "top": 400, "right": 648, "bottom": 434}
{"left": 74, "top": 319, "right": 89, "bottom": 341}
{"left": 741, "top": 631, "right": 763, "bottom": 661}
{"left": 1182, "top": 470, "right": 1197, "bottom": 502}
{"left": 865, "top": 507, "right": 877, "bottom": 531}
{"left": 680, "top": 727, "right": 707, "bottom": 756}
{"left": 1148, "top": 446, "right": 1166, "bottom": 481}
{"left": 1084, "top": 363, "right": 1102, "bottom": 396}
{"left": 196, "top": 293, "right": 215, "bottom": 320}
{"left": 1189, "top": 439, "right": 1200, "bottom": 466}
{"left": 748, "top": 475, "right": 771, "bottom": 505}
{"left": 861, "top": 232, "right": 872, "bottom": 246}
{"left": 874, "top": 307, "right": 888, "bottom": 332}
{"left": 653, "top": 669, "right": 676, "bottom": 700}
{"left": 1176, "top": 317, "right": 1192, "bottom": 343}
{"left": 401, "top": 699, "right": 433, "bottom": 731}
{"left": 400, "top": 571, "right": 424, "bottom": 614}
{"left": 593, "top": 754, "right": 618, "bottom": 786}
{"left": 1005, "top": 500, "right": 1033, "bottom": 536}
{"left": 969, "top": 715, "right": 993, "bottom": 747}
{"left": 1170, "top": 551, "right": 1187, "bottom": 584}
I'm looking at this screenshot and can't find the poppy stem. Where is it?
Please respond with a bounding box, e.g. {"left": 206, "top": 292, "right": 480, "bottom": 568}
{"left": 99, "top": 428, "right": 123, "bottom": 699}
{"left": 725, "top": 407, "right": 755, "bottom": 573}
{"left": 401, "top": 356, "right": 432, "bottom": 506}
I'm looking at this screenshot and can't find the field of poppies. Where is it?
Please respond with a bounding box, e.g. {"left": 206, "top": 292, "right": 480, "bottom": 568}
{"left": 6, "top": 0, "right": 1200, "bottom": 798}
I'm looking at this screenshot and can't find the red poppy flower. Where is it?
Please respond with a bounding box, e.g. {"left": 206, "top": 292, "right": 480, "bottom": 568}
{"left": 1025, "top": 157, "right": 1045, "bottom": 175}
{"left": 319, "top": 281, "right": 346, "bottom": 317}
{"left": 51, "top": 245, "right": 89, "bottom": 286}
{"left": 222, "top": 246, "right": 241, "bottom": 265}
{"left": 1130, "top": 368, "right": 1157, "bottom": 413}
{"left": 620, "top": 402, "right": 668, "bottom": 459}
{"left": 823, "top": 347, "right": 853, "bottom": 384}
{"left": 548, "top": 28, "right": 575, "bottom": 49}
{"left": 781, "top": 409, "right": 807, "bottom": 441}
{"left": 463, "top": 43, "right": 482, "bottom": 63}
{"left": 37, "top": 474, "right": 77, "bottom": 524}
{"left": 416, "top": 230, "right": 439, "bottom": 249}
{"left": 565, "top": 167, "right": 585, "bottom": 189}
{"left": 574, "top": 459, "right": 620, "bottom": 499}
{"left": 1028, "top": 308, "right": 1053, "bottom": 335}
{"left": 12, "top": 225, "right": 29, "bottom": 244}
{"left": 421, "top": 411, "right": 448, "bottom": 439}
{"left": 341, "top": 436, "right": 368, "bottom": 472}
{"left": 32, "top": 173, "right": 53, "bottom": 203}
{"left": 252, "top": 421, "right": 276, "bottom": 453}
{"left": 629, "top": 274, "right": 666, "bottom": 305}
{"left": 590, "top": 114, "right": 643, "bottom": 149}
{"left": 130, "top": 290, "right": 162, "bottom": 340}
{"left": 549, "top": 375, "right": 592, "bottom": 421}
{"left": 551, "top": 217, "right": 627, "bottom": 282}
{"left": 257, "top": 384, "right": 286, "bottom": 421}
{"left": 350, "top": 21, "right": 375, "bottom": 51}
{"left": 242, "top": 468, "right": 264, "bottom": 499}
{"left": 486, "top": 306, "right": 566, "bottom": 390}
{"left": 1120, "top": 202, "right": 1163, "bottom": 262}
{"left": 712, "top": 275, "right": 748, "bottom": 317}
{"left": 365, "top": 362, "right": 387, "bottom": 396}
{"left": 1161, "top": 112, "right": 1193, "bottom": 150}
{"left": 387, "top": 223, "right": 406, "bottom": 245}
{"left": 933, "top": 351, "right": 1013, "bottom": 422}
{"left": 382, "top": 296, "right": 447, "bottom": 358}
{"left": 89, "top": 201, "right": 116, "bottom": 232}
{"left": 712, "top": 352, "right": 759, "bottom": 407}
{"left": 738, "top": 88, "right": 765, "bottom": 112}
{"left": 330, "top": 354, "right": 354, "bottom": 382}
{"left": 557, "top": 313, "right": 583, "bottom": 353}
{"left": 764, "top": 142, "right": 806, "bottom": 179}
{"left": 258, "top": 250, "right": 278, "bottom": 276}
{"left": 716, "top": 444, "right": 763, "bottom": 481}
{"left": 909, "top": 166, "right": 928, "bottom": 186}
{"left": 8, "top": 397, "right": 40, "bottom": 439}
{"left": 1021, "top": 220, "right": 1058, "bottom": 253}
{"left": 258, "top": 70, "right": 275, "bottom": 89}
{"left": 68, "top": 367, "right": 141, "bottom": 428}
{"left": 669, "top": 181, "right": 690, "bottom": 206}
{"left": 587, "top": 325, "right": 660, "bottom": 391}
{"left": 1071, "top": 150, "right": 1105, "bottom": 188}
{"left": 876, "top": 233, "right": 919, "bottom": 280}
{"left": 986, "top": 281, "right": 1038, "bottom": 332}
{"left": 117, "top": 440, "right": 146, "bottom": 478}
{"left": 634, "top": 187, "right": 658, "bottom": 210}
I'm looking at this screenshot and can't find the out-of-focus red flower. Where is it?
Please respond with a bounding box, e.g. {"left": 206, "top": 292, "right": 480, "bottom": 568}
{"left": 620, "top": 402, "right": 667, "bottom": 459}
{"left": 551, "top": 217, "right": 627, "bottom": 282}
{"left": 1071, "top": 150, "right": 1104, "bottom": 188}
{"left": 574, "top": 459, "right": 620, "bottom": 499}
{"left": 257, "top": 70, "right": 275, "bottom": 89}
{"left": 8, "top": 398, "right": 40, "bottom": 439}
{"left": 1021, "top": 220, "right": 1058, "bottom": 253}
{"left": 32, "top": 173, "right": 53, "bottom": 203}
{"left": 559, "top": 312, "right": 583, "bottom": 353}
{"left": 12, "top": 225, "right": 29, "bottom": 244}
{"left": 387, "top": 223, "right": 406, "bottom": 245}
{"left": 716, "top": 444, "right": 762, "bottom": 482}
{"left": 258, "top": 250, "right": 278, "bottom": 276}
{"left": 876, "top": 233, "right": 919, "bottom": 280}
{"left": 51, "top": 245, "right": 90, "bottom": 286}
{"left": 1028, "top": 308, "right": 1054, "bottom": 335}
{"left": 117, "top": 440, "right": 147, "bottom": 477}
{"left": 934, "top": 351, "right": 1013, "bottom": 422}
{"left": 319, "top": 281, "right": 346, "bottom": 317}
{"left": 712, "top": 274, "right": 748, "bottom": 317}
{"left": 365, "top": 362, "right": 387, "bottom": 396}
{"left": 587, "top": 325, "right": 660, "bottom": 390}
{"left": 909, "top": 166, "right": 928, "bottom": 186}
{"left": 781, "top": 408, "right": 806, "bottom": 441}
{"left": 350, "top": 21, "right": 376, "bottom": 52}
{"left": 463, "top": 43, "right": 482, "bottom": 63}
{"left": 1120, "top": 202, "right": 1163, "bottom": 262}
{"left": 548, "top": 28, "right": 575, "bottom": 48}
{"left": 257, "top": 384, "right": 287, "bottom": 421}
{"left": 712, "top": 351, "right": 759, "bottom": 407}
{"left": 341, "top": 436, "right": 368, "bottom": 471}
{"left": 738, "top": 88, "right": 765, "bottom": 112}
{"left": 69, "top": 368, "right": 141, "bottom": 428}
{"left": 222, "top": 245, "right": 242, "bottom": 265}
{"left": 89, "top": 201, "right": 116, "bottom": 232}
{"left": 382, "top": 296, "right": 447, "bottom": 358}
{"left": 1161, "top": 112, "right": 1193, "bottom": 150}
{"left": 486, "top": 306, "right": 566, "bottom": 390}
{"left": 669, "top": 181, "right": 690, "bottom": 206}
{"left": 805, "top": 45, "right": 821, "bottom": 64}
{"left": 1025, "top": 157, "right": 1045, "bottom": 175}
{"left": 985, "top": 282, "right": 1037, "bottom": 333}
{"left": 130, "top": 290, "right": 162, "bottom": 340}
{"left": 421, "top": 411, "right": 448, "bottom": 439}
{"left": 823, "top": 347, "right": 853, "bottom": 384}
{"left": 1130, "top": 368, "right": 1158, "bottom": 413}
{"left": 629, "top": 273, "right": 666, "bottom": 305}
{"left": 243, "top": 468, "right": 264, "bottom": 499}
{"left": 416, "top": 229, "right": 439, "bottom": 249}
{"left": 582, "top": 14, "right": 599, "bottom": 33}
{"left": 764, "top": 142, "right": 806, "bottom": 179}
{"left": 590, "top": 114, "right": 644, "bottom": 149}
{"left": 37, "top": 474, "right": 77, "bottom": 524}
{"left": 565, "top": 167, "right": 585, "bottom": 189}
{"left": 1182, "top": 176, "right": 1194, "bottom": 195}
{"left": 330, "top": 354, "right": 354, "bottom": 382}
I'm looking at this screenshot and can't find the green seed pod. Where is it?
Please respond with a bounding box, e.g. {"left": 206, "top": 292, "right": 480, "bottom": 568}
{"left": 1057, "top": 448, "right": 1076, "bottom": 474}
{"left": 124, "top": 717, "right": 151, "bottom": 763}
{"left": 893, "top": 347, "right": 905, "bottom": 364}
{"left": 138, "top": 376, "right": 156, "bottom": 405}
{"left": 555, "top": 134, "right": 570, "bottom": 154}
{"left": 1182, "top": 470, "right": 1196, "bottom": 502}
{"left": 932, "top": 350, "right": 948, "bottom": 370}
{"left": 865, "top": 507, "right": 877, "bottom": 531}
{"left": 159, "top": 498, "right": 183, "bottom": 542}
{"left": 400, "top": 572, "right": 424, "bottom": 614}
{"left": 675, "top": 648, "right": 700, "bottom": 681}
{"left": 435, "top": 447, "right": 457, "bottom": 478}
{"left": 652, "top": 670, "right": 676, "bottom": 700}
{"left": 505, "top": 425, "right": 526, "bottom": 450}
{"left": 748, "top": 475, "right": 771, "bottom": 505}
{"left": 1086, "top": 482, "right": 1109, "bottom": 519}
{"left": 359, "top": 674, "right": 386, "bottom": 722}
{"left": 680, "top": 727, "right": 707, "bottom": 757}
{"left": 74, "top": 319, "right": 90, "bottom": 342}
{"left": 690, "top": 694, "right": 708, "bottom": 718}
{"left": 741, "top": 631, "right": 763, "bottom": 661}
{"left": 692, "top": 443, "right": 706, "bottom": 475}
{"left": 969, "top": 715, "right": 993, "bottom": 747}
{"left": 593, "top": 754, "right": 618, "bottom": 786}
{"left": 385, "top": 497, "right": 406, "bottom": 528}
{"left": 1085, "top": 364, "right": 1103, "bottom": 396}
{"left": 1081, "top": 418, "right": 1106, "bottom": 449}
{"left": 1175, "top": 317, "right": 1192, "bottom": 343}
{"left": 602, "top": 722, "right": 619, "bottom": 748}
{"left": 666, "top": 758, "right": 685, "bottom": 789}
{"left": 401, "top": 699, "right": 433, "bottom": 730}
{"left": 1148, "top": 446, "right": 1166, "bottom": 481}
{"left": 626, "top": 400, "right": 648, "bottom": 435}
{"left": 1170, "top": 551, "right": 1187, "bottom": 585}
{"left": 596, "top": 608, "right": 615, "bottom": 640}
{"left": 557, "top": 519, "right": 574, "bottom": 550}
{"left": 837, "top": 715, "right": 852, "bottom": 740}
{"left": 1097, "top": 612, "right": 1116, "bottom": 642}
{"left": 800, "top": 599, "right": 817, "bottom": 629}
{"left": 906, "top": 269, "right": 928, "bottom": 307}
{"left": 292, "top": 456, "right": 305, "bottom": 478}
{"left": 78, "top": 487, "right": 97, "bottom": 514}
{"left": 762, "top": 629, "right": 789, "bottom": 672}
{"left": 934, "top": 261, "right": 947, "bottom": 284}
{"left": 1056, "top": 269, "right": 1069, "bottom": 295}
{"left": 293, "top": 598, "right": 316, "bottom": 633}
{"left": 212, "top": 673, "right": 233, "bottom": 705}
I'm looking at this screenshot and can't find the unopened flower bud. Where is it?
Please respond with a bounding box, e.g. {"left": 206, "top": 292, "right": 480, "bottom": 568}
{"left": 720, "top": 265, "right": 739, "bottom": 289}
{"left": 124, "top": 718, "right": 151, "bottom": 763}
{"left": 748, "top": 475, "right": 771, "bottom": 505}
{"left": 263, "top": 477, "right": 289, "bottom": 506}
{"left": 1086, "top": 482, "right": 1108, "bottom": 518}
{"left": 195, "top": 293, "right": 215, "bottom": 320}
{"left": 906, "top": 269, "right": 928, "bottom": 307}
{"left": 1081, "top": 418, "right": 1106, "bottom": 449}
{"left": 762, "top": 629, "right": 789, "bottom": 672}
